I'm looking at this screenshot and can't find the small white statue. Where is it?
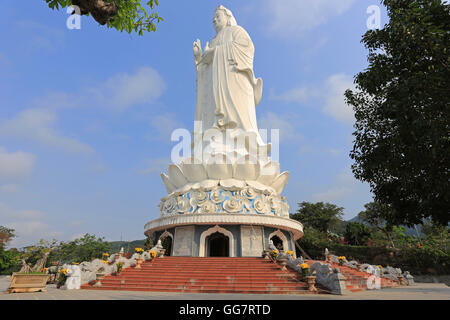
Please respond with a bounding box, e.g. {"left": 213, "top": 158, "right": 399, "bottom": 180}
{"left": 269, "top": 240, "right": 277, "bottom": 251}
{"left": 63, "top": 265, "right": 81, "bottom": 290}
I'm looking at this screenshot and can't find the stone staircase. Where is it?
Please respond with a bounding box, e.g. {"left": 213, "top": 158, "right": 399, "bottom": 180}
{"left": 81, "top": 257, "right": 327, "bottom": 294}
{"left": 306, "top": 260, "right": 399, "bottom": 293}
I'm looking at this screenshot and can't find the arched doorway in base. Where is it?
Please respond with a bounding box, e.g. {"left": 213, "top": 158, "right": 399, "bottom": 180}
{"left": 268, "top": 229, "right": 289, "bottom": 252}
{"left": 158, "top": 230, "right": 173, "bottom": 256}
{"left": 199, "top": 225, "right": 235, "bottom": 257}
{"left": 206, "top": 232, "right": 229, "bottom": 257}
{"left": 271, "top": 235, "right": 283, "bottom": 251}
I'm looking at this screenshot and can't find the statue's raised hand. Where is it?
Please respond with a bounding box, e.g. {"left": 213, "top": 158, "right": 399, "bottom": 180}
{"left": 193, "top": 39, "right": 202, "bottom": 58}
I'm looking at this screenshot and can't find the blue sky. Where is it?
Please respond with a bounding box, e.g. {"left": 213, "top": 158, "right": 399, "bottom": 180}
{"left": 0, "top": 1, "right": 388, "bottom": 247}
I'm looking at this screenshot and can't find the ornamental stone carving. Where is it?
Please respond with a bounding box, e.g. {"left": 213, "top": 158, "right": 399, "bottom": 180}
{"left": 158, "top": 185, "right": 290, "bottom": 217}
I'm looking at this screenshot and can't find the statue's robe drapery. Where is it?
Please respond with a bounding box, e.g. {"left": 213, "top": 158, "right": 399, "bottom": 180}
{"left": 195, "top": 25, "right": 264, "bottom": 148}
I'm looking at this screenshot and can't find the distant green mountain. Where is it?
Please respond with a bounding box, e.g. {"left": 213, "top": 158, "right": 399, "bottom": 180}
{"left": 108, "top": 239, "right": 145, "bottom": 253}
{"left": 346, "top": 216, "right": 424, "bottom": 237}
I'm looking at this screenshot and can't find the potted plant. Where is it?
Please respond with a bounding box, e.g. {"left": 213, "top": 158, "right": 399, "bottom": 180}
{"left": 299, "top": 263, "right": 310, "bottom": 279}
{"left": 279, "top": 256, "right": 288, "bottom": 270}
{"left": 135, "top": 248, "right": 144, "bottom": 268}
{"left": 116, "top": 262, "right": 124, "bottom": 275}
{"left": 299, "top": 264, "right": 317, "bottom": 292}
{"left": 7, "top": 242, "right": 57, "bottom": 293}
{"left": 148, "top": 250, "right": 157, "bottom": 261}
{"left": 306, "top": 274, "right": 318, "bottom": 293}
{"left": 94, "top": 267, "right": 105, "bottom": 287}
{"left": 269, "top": 250, "right": 279, "bottom": 262}
{"left": 338, "top": 256, "right": 346, "bottom": 266}
{"left": 102, "top": 253, "right": 110, "bottom": 262}
{"left": 56, "top": 268, "right": 69, "bottom": 289}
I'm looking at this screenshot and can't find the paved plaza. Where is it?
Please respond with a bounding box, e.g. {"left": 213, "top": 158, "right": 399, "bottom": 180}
{"left": 0, "top": 276, "right": 448, "bottom": 300}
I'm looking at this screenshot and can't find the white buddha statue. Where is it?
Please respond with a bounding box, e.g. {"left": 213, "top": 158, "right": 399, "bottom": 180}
{"left": 193, "top": 5, "right": 266, "bottom": 155}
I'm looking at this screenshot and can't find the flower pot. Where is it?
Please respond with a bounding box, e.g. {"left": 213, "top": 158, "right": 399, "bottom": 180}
{"left": 94, "top": 273, "right": 105, "bottom": 287}
{"left": 160, "top": 249, "right": 166, "bottom": 258}
{"left": 279, "top": 258, "right": 288, "bottom": 271}
{"left": 7, "top": 273, "right": 50, "bottom": 293}
{"left": 135, "top": 258, "right": 143, "bottom": 268}
{"left": 306, "top": 276, "right": 318, "bottom": 293}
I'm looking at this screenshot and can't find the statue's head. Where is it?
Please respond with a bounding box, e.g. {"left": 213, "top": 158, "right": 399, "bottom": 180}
{"left": 213, "top": 5, "right": 237, "bottom": 33}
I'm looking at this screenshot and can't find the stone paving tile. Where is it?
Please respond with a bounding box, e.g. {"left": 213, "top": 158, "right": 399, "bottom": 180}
{"left": 1, "top": 276, "right": 449, "bottom": 300}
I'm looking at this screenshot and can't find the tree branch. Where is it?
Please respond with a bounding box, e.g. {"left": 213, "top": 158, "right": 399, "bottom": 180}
{"left": 72, "top": 0, "right": 118, "bottom": 25}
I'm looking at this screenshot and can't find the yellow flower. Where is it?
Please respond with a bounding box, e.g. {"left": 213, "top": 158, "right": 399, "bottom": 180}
{"left": 58, "top": 268, "right": 69, "bottom": 275}
{"left": 287, "top": 250, "right": 294, "bottom": 255}
{"left": 300, "top": 263, "right": 309, "bottom": 269}
{"left": 149, "top": 250, "right": 157, "bottom": 258}
{"left": 272, "top": 250, "right": 278, "bottom": 254}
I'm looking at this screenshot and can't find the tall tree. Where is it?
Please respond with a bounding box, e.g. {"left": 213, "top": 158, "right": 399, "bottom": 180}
{"left": 290, "top": 202, "right": 344, "bottom": 233}
{"left": 0, "top": 226, "right": 15, "bottom": 250}
{"left": 49, "top": 234, "right": 110, "bottom": 264}
{"left": 358, "top": 201, "right": 396, "bottom": 248}
{"left": 45, "top": 0, "right": 163, "bottom": 35}
{"left": 345, "top": 0, "right": 450, "bottom": 226}
{"left": 0, "top": 227, "right": 19, "bottom": 273}
{"left": 344, "top": 222, "right": 372, "bottom": 246}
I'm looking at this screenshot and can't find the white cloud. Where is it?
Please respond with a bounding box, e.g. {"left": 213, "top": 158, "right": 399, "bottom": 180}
{"left": 270, "top": 87, "right": 311, "bottom": 103}
{"left": 0, "top": 109, "right": 94, "bottom": 154}
{"left": 262, "top": 0, "right": 356, "bottom": 37}
{"left": 71, "top": 221, "right": 84, "bottom": 227}
{"left": 148, "top": 113, "right": 185, "bottom": 141}
{"left": 27, "top": 67, "right": 165, "bottom": 113}
{"left": 258, "top": 112, "right": 303, "bottom": 142}
{"left": 328, "top": 148, "right": 344, "bottom": 156}
{"left": 141, "top": 157, "right": 171, "bottom": 174}
{"left": 323, "top": 74, "right": 356, "bottom": 124}
{"left": 312, "top": 186, "right": 352, "bottom": 202}
{"left": 271, "top": 73, "right": 356, "bottom": 124}
{"left": 70, "top": 233, "right": 86, "bottom": 241}
{"left": 0, "top": 202, "right": 58, "bottom": 248}
{"left": 0, "top": 147, "right": 35, "bottom": 180}
{"left": 89, "top": 66, "right": 166, "bottom": 111}
{"left": 0, "top": 184, "right": 19, "bottom": 194}
{"left": 0, "top": 202, "right": 44, "bottom": 220}
{"left": 312, "top": 170, "right": 360, "bottom": 202}
{"left": 31, "top": 92, "right": 77, "bottom": 110}
{"left": 15, "top": 20, "right": 65, "bottom": 52}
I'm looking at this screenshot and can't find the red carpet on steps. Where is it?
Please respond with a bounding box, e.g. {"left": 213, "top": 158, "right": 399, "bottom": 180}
{"left": 81, "top": 257, "right": 327, "bottom": 295}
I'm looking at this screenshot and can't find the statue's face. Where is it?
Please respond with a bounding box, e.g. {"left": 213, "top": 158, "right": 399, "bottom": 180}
{"left": 213, "top": 9, "right": 227, "bottom": 32}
